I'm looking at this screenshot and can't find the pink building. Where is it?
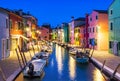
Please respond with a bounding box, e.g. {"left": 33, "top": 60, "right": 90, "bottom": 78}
{"left": 88, "top": 10, "right": 108, "bottom": 50}
{"left": 69, "top": 17, "right": 85, "bottom": 45}
{"left": 39, "top": 27, "right": 49, "bottom": 41}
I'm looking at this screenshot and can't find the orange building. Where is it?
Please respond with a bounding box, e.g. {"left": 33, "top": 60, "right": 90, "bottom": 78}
{"left": 9, "top": 11, "right": 23, "bottom": 51}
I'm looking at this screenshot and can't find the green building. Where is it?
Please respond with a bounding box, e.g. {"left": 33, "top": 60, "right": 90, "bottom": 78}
{"left": 62, "top": 23, "right": 69, "bottom": 43}
{"left": 109, "top": 0, "right": 120, "bottom": 56}
{"left": 52, "top": 28, "right": 57, "bottom": 41}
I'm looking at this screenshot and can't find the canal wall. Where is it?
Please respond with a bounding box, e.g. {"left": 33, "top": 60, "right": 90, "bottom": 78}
{"left": 90, "top": 57, "right": 120, "bottom": 80}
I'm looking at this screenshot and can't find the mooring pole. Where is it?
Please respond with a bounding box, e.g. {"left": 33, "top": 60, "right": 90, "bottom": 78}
{"left": 100, "top": 60, "right": 106, "bottom": 72}
{"left": 110, "top": 63, "right": 120, "bottom": 80}
{"left": 0, "top": 66, "right": 6, "bottom": 81}
{"left": 15, "top": 48, "right": 22, "bottom": 69}
{"left": 22, "top": 51, "right": 27, "bottom": 65}
{"left": 32, "top": 44, "right": 35, "bottom": 55}
{"left": 18, "top": 46, "right": 25, "bottom": 66}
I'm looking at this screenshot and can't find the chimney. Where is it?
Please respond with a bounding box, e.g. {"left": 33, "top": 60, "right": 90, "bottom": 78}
{"left": 19, "top": 9, "right": 23, "bottom": 16}
{"left": 71, "top": 16, "right": 74, "bottom": 21}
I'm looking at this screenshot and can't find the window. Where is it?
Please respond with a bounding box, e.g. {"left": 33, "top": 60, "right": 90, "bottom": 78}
{"left": 6, "top": 39, "right": 9, "bottom": 50}
{"left": 96, "top": 15, "right": 98, "bottom": 20}
{"left": 96, "top": 27, "right": 98, "bottom": 33}
{"left": 6, "top": 19, "right": 9, "bottom": 28}
{"left": 119, "top": 42, "right": 120, "bottom": 50}
{"left": 89, "top": 28, "right": 91, "bottom": 33}
{"left": 110, "top": 10, "right": 113, "bottom": 15}
{"left": 93, "top": 27, "right": 94, "bottom": 33}
{"left": 90, "top": 17, "right": 92, "bottom": 21}
{"left": 110, "top": 22, "right": 113, "bottom": 31}
{"left": 18, "top": 22, "right": 21, "bottom": 30}
{"left": 78, "top": 29, "right": 80, "bottom": 33}
{"left": 109, "top": 41, "right": 113, "bottom": 49}
{"left": 10, "top": 20, "right": 12, "bottom": 29}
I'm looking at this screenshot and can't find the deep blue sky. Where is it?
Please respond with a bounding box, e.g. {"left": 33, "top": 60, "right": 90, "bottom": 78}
{"left": 0, "top": 0, "right": 113, "bottom": 27}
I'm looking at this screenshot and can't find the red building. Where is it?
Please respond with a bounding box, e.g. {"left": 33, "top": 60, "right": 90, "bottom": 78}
{"left": 38, "top": 27, "right": 49, "bottom": 41}
{"left": 84, "top": 14, "right": 89, "bottom": 48}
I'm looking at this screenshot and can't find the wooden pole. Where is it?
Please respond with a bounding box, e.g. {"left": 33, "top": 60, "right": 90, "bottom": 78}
{"left": 100, "top": 60, "right": 106, "bottom": 72}
{"left": 15, "top": 48, "right": 22, "bottom": 69}
{"left": 0, "top": 66, "right": 6, "bottom": 81}
{"left": 18, "top": 46, "right": 25, "bottom": 66}
{"left": 32, "top": 44, "right": 35, "bottom": 55}
{"left": 22, "top": 51, "right": 27, "bottom": 65}
{"left": 110, "top": 63, "right": 120, "bottom": 80}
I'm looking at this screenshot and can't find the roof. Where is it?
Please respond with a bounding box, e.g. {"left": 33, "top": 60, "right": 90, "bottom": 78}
{"left": 94, "top": 10, "right": 108, "bottom": 14}
{"left": 74, "top": 17, "right": 85, "bottom": 21}
{"left": 108, "top": 0, "right": 115, "bottom": 9}
{"left": 0, "top": 7, "right": 9, "bottom": 14}
{"left": 75, "top": 22, "right": 85, "bottom": 27}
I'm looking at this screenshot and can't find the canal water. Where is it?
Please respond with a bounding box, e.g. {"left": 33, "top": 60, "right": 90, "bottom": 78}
{"left": 15, "top": 44, "right": 107, "bottom": 81}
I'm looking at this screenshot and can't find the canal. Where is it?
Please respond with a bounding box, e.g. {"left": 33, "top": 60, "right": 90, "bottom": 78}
{"left": 15, "top": 44, "right": 107, "bottom": 81}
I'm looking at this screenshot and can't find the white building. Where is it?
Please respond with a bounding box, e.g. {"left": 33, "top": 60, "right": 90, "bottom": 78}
{"left": 0, "top": 8, "right": 10, "bottom": 59}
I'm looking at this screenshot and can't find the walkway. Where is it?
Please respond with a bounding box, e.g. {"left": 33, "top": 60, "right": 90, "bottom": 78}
{"left": 91, "top": 50, "right": 120, "bottom": 80}
{"left": 0, "top": 50, "right": 36, "bottom": 81}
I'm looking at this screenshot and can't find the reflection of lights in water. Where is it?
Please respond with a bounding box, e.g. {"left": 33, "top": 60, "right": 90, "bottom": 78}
{"left": 51, "top": 59, "right": 54, "bottom": 67}
{"left": 69, "top": 56, "right": 76, "bottom": 80}
{"left": 93, "top": 69, "right": 106, "bottom": 81}
{"left": 55, "top": 45, "right": 63, "bottom": 75}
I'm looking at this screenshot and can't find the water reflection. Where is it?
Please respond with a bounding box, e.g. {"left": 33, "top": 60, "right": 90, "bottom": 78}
{"left": 55, "top": 44, "right": 63, "bottom": 75}
{"left": 69, "top": 56, "right": 76, "bottom": 80}
{"left": 93, "top": 68, "right": 106, "bottom": 81}
{"left": 15, "top": 44, "right": 108, "bottom": 81}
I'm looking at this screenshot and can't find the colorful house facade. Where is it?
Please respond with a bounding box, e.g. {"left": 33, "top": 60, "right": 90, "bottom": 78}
{"left": 39, "top": 27, "right": 49, "bottom": 41}
{"left": 85, "top": 14, "right": 89, "bottom": 48}
{"left": 0, "top": 8, "right": 10, "bottom": 59}
{"left": 62, "top": 23, "right": 69, "bottom": 43}
{"left": 108, "top": 0, "right": 120, "bottom": 56}
{"left": 69, "top": 17, "right": 85, "bottom": 45}
{"left": 52, "top": 28, "right": 58, "bottom": 41}
{"left": 74, "top": 22, "right": 85, "bottom": 47}
{"left": 57, "top": 27, "right": 64, "bottom": 43}
{"left": 88, "top": 10, "right": 108, "bottom": 50}
{"left": 9, "top": 10, "right": 24, "bottom": 51}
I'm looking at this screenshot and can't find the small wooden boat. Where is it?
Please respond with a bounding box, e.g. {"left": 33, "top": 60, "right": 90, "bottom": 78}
{"left": 23, "top": 59, "right": 46, "bottom": 78}
{"left": 71, "top": 54, "right": 89, "bottom": 63}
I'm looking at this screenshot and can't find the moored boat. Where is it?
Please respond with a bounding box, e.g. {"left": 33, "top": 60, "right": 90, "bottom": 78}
{"left": 71, "top": 54, "right": 89, "bottom": 63}
{"left": 23, "top": 59, "right": 46, "bottom": 78}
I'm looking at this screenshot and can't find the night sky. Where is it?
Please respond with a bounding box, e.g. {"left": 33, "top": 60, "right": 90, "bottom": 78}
{"left": 0, "top": 0, "right": 113, "bottom": 27}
